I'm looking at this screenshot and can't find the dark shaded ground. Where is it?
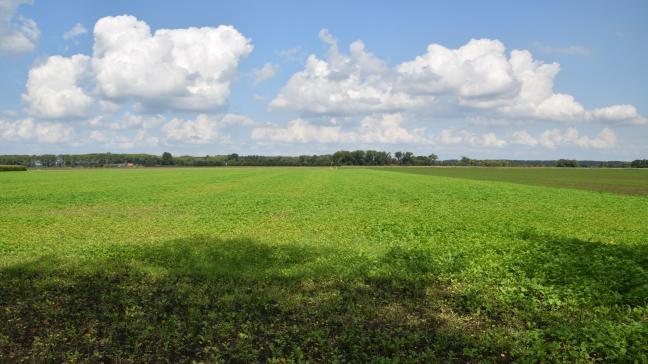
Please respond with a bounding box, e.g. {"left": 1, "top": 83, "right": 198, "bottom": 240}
{"left": 1, "top": 234, "right": 646, "bottom": 362}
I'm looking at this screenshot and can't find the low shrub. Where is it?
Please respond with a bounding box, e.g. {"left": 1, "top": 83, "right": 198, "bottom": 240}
{"left": 0, "top": 165, "right": 27, "bottom": 172}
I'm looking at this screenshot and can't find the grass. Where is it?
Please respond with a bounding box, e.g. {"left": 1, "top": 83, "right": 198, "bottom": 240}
{"left": 376, "top": 166, "right": 648, "bottom": 195}
{"left": 1, "top": 167, "right": 647, "bottom": 362}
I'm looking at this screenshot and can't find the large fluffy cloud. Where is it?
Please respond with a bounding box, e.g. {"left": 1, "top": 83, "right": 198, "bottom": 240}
{"left": 0, "top": 0, "right": 39, "bottom": 54}
{"left": 22, "top": 54, "right": 93, "bottom": 118}
{"left": 269, "top": 30, "right": 428, "bottom": 115}
{"left": 271, "top": 31, "right": 645, "bottom": 125}
{"left": 21, "top": 15, "right": 252, "bottom": 118}
{"left": 92, "top": 15, "right": 252, "bottom": 112}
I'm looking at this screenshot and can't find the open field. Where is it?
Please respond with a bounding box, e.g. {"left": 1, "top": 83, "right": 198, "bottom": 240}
{"left": 1, "top": 168, "right": 647, "bottom": 362}
{"left": 377, "top": 167, "right": 648, "bottom": 195}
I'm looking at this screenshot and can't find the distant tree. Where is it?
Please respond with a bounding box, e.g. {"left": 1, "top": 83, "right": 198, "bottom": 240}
{"left": 351, "top": 150, "right": 366, "bottom": 165}
{"left": 556, "top": 159, "right": 579, "bottom": 167}
{"left": 332, "top": 150, "right": 352, "bottom": 165}
{"left": 428, "top": 153, "right": 438, "bottom": 165}
{"left": 402, "top": 152, "right": 414, "bottom": 165}
{"left": 394, "top": 151, "right": 403, "bottom": 164}
{"left": 630, "top": 159, "right": 648, "bottom": 168}
{"left": 460, "top": 156, "right": 473, "bottom": 166}
{"left": 161, "top": 152, "right": 174, "bottom": 165}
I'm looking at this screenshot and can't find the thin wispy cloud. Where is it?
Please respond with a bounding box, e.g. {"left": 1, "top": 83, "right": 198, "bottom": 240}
{"left": 0, "top": 0, "right": 39, "bottom": 54}
{"left": 251, "top": 63, "right": 279, "bottom": 85}
{"left": 62, "top": 23, "right": 87, "bottom": 40}
{"left": 532, "top": 42, "right": 592, "bottom": 55}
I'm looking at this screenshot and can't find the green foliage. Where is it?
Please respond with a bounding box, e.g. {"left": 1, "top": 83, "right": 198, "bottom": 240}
{"left": 556, "top": 159, "right": 580, "bottom": 167}
{"left": 0, "top": 165, "right": 26, "bottom": 171}
{"left": 631, "top": 159, "right": 648, "bottom": 168}
{"left": 0, "top": 153, "right": 634, "bottom": 168}
{"left": 0, "top": 168, "right": 647, "bottom": 362}
{"left": 161, "top": 152, "right": 174, "bottom": 165}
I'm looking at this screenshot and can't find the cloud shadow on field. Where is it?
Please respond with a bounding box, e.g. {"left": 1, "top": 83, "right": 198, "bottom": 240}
{"left": 1, "top": 233, "right": 646, "bottom": 362}
{"left": 0, "top": 236, "right": 500, "bottom": 363}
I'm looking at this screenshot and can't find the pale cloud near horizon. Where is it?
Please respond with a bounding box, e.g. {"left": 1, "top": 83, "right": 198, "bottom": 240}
{"left": 0, "top": 118, "right": 75, "bottom": 143}
{"left": 250, "top": 112, "right": 617, "bottom": 150}
{"left": 162, "top": 113, "right": 254, "bottom": 145}
{"left": 252, "top": 113, "right": 428, "bottom": 145}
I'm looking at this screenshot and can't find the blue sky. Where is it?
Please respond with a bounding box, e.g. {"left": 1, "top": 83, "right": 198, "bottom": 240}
{"left": 0, "top": 0, "right": 646, "bottom": 159}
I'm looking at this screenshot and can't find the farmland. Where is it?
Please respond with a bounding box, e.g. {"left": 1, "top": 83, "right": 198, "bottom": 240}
{"left": 378, "top": 166, "right": 648, "bottom": 195}
{"left": 1, "top": 167, "right": 647, "bottom": 362}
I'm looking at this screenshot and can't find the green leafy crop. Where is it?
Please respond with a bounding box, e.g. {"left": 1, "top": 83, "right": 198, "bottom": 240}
{"left": 1, "top": 168, "right": 646, "bottom": 362}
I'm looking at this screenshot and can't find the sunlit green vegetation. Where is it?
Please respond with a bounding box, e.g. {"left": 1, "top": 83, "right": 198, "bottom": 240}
{"left": 1, "top": 168, "right": 646, "bottom": 362}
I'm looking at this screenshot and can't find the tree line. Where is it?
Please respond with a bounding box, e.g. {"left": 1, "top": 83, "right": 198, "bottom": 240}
{"left": 0, "top": 152, "right": 643, "bottom": 168}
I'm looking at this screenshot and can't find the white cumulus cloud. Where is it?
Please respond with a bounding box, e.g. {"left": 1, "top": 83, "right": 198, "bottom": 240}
{"left": 588, "top": 105, "right": 647, "bottom": 125}
{"left": 271, "top": 31, "right": 644, "bottom": 125}
{"left": 92, "top": 15, "right": 252, "bottom": 112}
{"left": 0, "top": 0, "right": 39, "bottom": 55}
{"left": 22, "top": 54, "right": 93, "bottom": 118}
{"left": 20, "top": 15, "right": 253, "bottom": 118}
{"left": 270, "top": 30, "right": 428, "bottom": 115}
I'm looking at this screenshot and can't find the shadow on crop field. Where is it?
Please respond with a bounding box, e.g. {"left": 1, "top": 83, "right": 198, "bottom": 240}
{"left": 0, "top": 237, "right": 501, "bottom": 362}
{"left": 1, "top": 234, "right": 646, "bottom": 362}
